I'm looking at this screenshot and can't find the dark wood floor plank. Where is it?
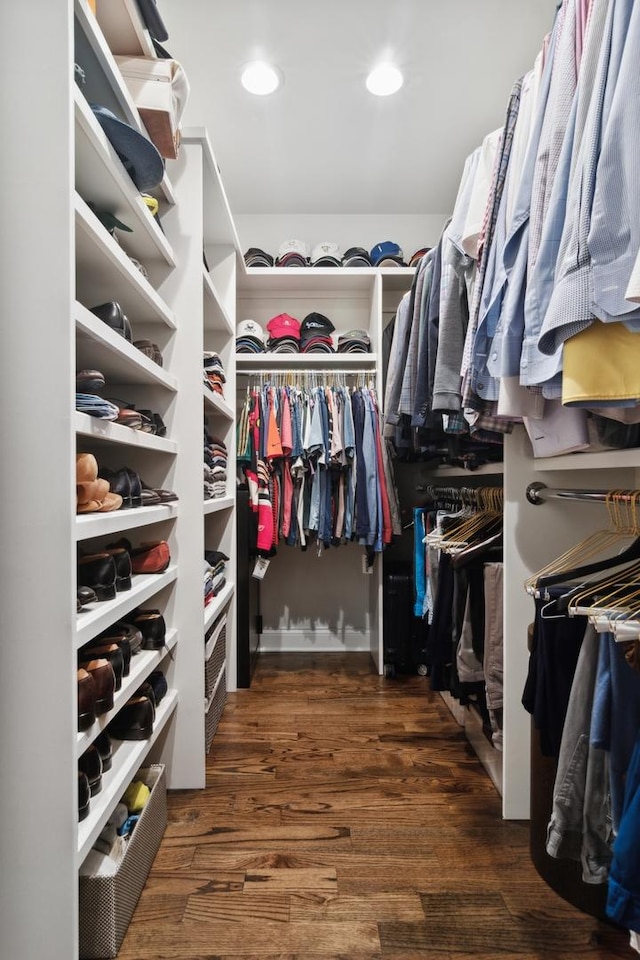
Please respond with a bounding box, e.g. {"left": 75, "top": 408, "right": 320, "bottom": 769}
{"left": 118, "top": 653, "right": 629, "bottom": 960}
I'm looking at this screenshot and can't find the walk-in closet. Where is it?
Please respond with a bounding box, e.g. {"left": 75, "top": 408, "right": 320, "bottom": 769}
{"left": 2, "top": 0, "right": 640, "bottom": 957}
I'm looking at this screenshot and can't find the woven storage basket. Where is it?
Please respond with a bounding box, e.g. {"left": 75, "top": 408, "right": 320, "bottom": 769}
{"left": 205, "top": 667, "right": 226, "bottom": 753}
{"left": 79, "top": 764, "right": 167, "bottom": 959}
{"left": 205, "top": 625, "right": 226, "bottom": 701}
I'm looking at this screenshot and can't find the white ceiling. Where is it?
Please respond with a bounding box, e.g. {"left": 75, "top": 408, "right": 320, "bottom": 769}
{"left": 162, "top": 0, "right": 559, "bottom": 217}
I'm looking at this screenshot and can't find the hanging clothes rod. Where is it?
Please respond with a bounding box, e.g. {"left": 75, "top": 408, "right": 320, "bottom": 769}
{"left": 526, "top": 482, "right": 619, "bottom": 505}
{"left": 236, "top": 369, "right": 376, "bottom": 377}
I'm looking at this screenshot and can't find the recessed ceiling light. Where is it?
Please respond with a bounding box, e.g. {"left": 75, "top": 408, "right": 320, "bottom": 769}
{"left": 366, "top": 63, "right": 403, "bottom": 97}
{"left": 241, "top": 61, "right": 282, "bottom": 96}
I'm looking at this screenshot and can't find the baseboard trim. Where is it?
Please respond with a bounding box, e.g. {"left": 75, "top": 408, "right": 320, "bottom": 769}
{"left": 259, "top": 629, "right": 371, "bottom": 653}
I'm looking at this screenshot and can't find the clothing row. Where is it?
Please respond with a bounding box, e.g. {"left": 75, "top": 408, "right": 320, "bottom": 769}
{"left": 204, "top": 351, "right": 225, "bottom": 398}
{"left": 204, "top": 550, "right": 227, "bottom": 606}
{"left": 235, "top": 314, "right": 371, "bottom": 355}
{"left": 244, "top": 241, "right": 429, "bottom": 270}
{"left": 387, "top": 0, "right": 640, "bottom": 461}
{"left": 413, "top": 492, "right": 504, "bottom": 749}
{"left": 236, "top": 382, "right": 401, "bottom": 556}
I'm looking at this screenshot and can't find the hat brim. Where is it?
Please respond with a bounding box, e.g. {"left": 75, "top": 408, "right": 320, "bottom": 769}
{"left": 91, "top": 103, "right": 164, "bottom": 192}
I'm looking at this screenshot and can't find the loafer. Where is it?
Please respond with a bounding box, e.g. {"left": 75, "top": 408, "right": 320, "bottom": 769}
{"left": 147, "top": 669, "right": 168, "bottom": 705}
{"left": 98, "top": 467, "right": 132, "bottom": 509}
{"left": 78, "top": 553, "right": 117, "bottom": 601}
{"left": 130, "top": 608, "right": 166, "bottom": 650}
{"left": 77, "top": 585, "right": 98, "bottom": 607}
{"left": 139, "top": 411, "right": 167, "bottom": 436}
{"left": 78, "top": 771, "right": 91, "bottom": 821}
{"left": 133, "top": 340, "right": 163, "bottom": 366}
{"left": 112, "top": 620, "right": 144, "bottom": 655}
{"left": 102, "top": 546, "right": 133, "bottom": 592}
{"left": 78, "top": 744, "right": 103, "bottom": 796}
{"left": 77, "top": 667, "right": 97, "bottom": 732}
{"left": 81, "top": 640, "right": 128, "bottom": 686}
{"left": 108, "top": 695, "right": 154, "bottom": 740}
{"left": 124, "top": 467, "right": 143, "bottom": 508}
{"left": 94, "top": 730, "right": 113, "bottom": 772}
{"left": 130, "top": 540, "right": 171, "bottom": 574}
{"left": 78, "top": 658, "right": 116, "bottom": 715}
{"left": 141, "top": 480, "right": 177, "bottom": 503}
{"left": 89, "top": 301, "right": 133, "bottom": 342}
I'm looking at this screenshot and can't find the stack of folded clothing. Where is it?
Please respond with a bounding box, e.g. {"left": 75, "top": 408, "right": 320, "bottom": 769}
{"left": 266, "top": 313, "right": 301, "bottom": 353}
{"left": 244, "top": 247, "right": 274, "bottom": 267}
{"left": 76, "top": 369, "right": 119, "bottom": 420}
{"left": 337, "top": 329, "right": 371, "bottom": 353}
{"left": 300, "top": 311, "right": 335, "bottom": 353}
{"left": 275, "top": 239, "right": 309, "bottom": 267}
{"left": 236, "top": 318, "right": 266, "bottom": 353}
{"left": 203, "top": 429, "right": 228, "bottom": 499}
{"left": 204, "top": 549, "right": 228, "bottom": 603}
{"left": 203, "top": 351, "right": 225, "bottom": 396}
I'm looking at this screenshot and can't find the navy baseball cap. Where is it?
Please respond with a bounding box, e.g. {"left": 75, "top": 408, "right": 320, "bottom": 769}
{"left": 370, "top": 241, "right": 404, "bottom": 266}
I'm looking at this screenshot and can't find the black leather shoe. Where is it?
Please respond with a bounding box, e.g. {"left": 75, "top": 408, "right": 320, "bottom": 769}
{"left": 79, "top": 744, "right": 103, "bottom": 796}
{"left": 124, "top": 467, "right": 143, "bottom": 508}
{"left": 103, "top": 546, "right": 133, "bottom": 591}
{"left": 77, "top": 668, "right": 97, "bottom": 732}
{"left": 78, "top": 658, "right": 116, "bottom": 714}
{"left": 98, "top": 467, "right": 133, "bottom": 509}
{"left": 131, "top": 609, "right": 166, "bottom": 650}
{"left": 112, "top": 621, "right": 143, "bottom": 655}
{"left": 78, "top": 553, "right": 117, "bottom": 601}
{"left": 77, "top": 585, "right": 98, "bottom": 607}
{"left": 84, "top": 633, "right": 131, "bottom": 678}
{"left": 108, "top": 695, "right": 154, "bottom": 740}
{"left": 89, "top": 301, "right": 133, "bottom": 342}
{"left": 147, "top": 670, "right": 168, "bottom": 705}
{"left": 78, "top": 771, "right": 91, "bottom": 821}
{"left": 94, "top": 730, "right": 113, "bottom": 772}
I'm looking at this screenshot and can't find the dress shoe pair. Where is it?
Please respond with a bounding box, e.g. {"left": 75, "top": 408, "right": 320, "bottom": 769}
{"left": 77, "top": 585, "right": 98, "bottom": 613}
{"left": 78, "top": 658, "right": 116, "bottom": 715}
{"left": 108, "top": 694, "right": 154, "bottom": 740}
{"left": 78, "top": 553, "right": 117, "bottom": 601}
{"left": 79, "top": 743, "right": 103, "bottom": 796}
{"left": 133, "top": 340, "right": 163, "bottom": 367}
{"left": 78, "top": 771, "right": 91, "bottom": 821}
{"left": 81, "top": 633, "right": 131, "bottom": 685}
{"left": 129, "top": 608, "right": 166, "bottom": 650}
{"left": 99, "top": 466, "right": 142, "bottom": 509}
{"left": 77, "top": 667, "right": 97, "bottom": 731}
{"left": 105, "top": 400, "right": 144, "bottom": 431}
{"left": 90, "top": 301, "right": 133, "bottom": 342}
{"left": 108, "top": 538, "right": 171, "bottom": 575}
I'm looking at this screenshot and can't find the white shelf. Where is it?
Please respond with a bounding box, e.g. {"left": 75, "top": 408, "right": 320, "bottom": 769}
{"left": 239, "top": 266, "right": 380, "bottom": 294}
{"left": 205, "top": 660, "right": 226, "bottom": 713}
{"left": 75, "top": 411, "right": 178, "bottom": 453}
{"left": 75, "top": 302, "right": 177, "bottom": 391}
{"left": 77, "top": 629, "right": 178, "bottom": 755}
{"left": 76, "top": 688, "right": 178, "bottom": 865}
{"left": 204, "top": 581, "right": 235, "bottom": 633}
{"left": 203, "top": 267, "right": 234, "bottom": 334}
{"left": 76, "top": 503, "right": 178, "bottom": 541}
{"left": 181, "top": 127, "right": 242, "bottom": 251}
{"left": 203, "top": 387, "right": 234, "bottom": 419}
{"left": 75, "top": 565, "right": 178, "bottom": 649}
{"left": 74, "top": 0, "right": 175, "bottom": 205}
{"left": 75, "top": 193, "right": 176, "bottom": 328}
{"left": 205, "top": 614, "right": 227, "bottom": 660}
{"left": 94, "top": 0, "right": 156, "bottom": 58}
{"left": 74, "top": 88, "right": 176, "bottom": 267}
{"left": 204, "top": 495, "right": 234, "bottom": 515}
{"left": 236, "top": 353, "right": 377, "bottom": 370}
{"left": 533, "top": 448, "right": 640, "bottom": 472}
{"left": 425, "top": 462, "right": 505, "bottom": 478}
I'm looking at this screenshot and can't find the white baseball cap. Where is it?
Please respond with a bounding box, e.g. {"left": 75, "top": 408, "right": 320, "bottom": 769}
{"left": 310, "top": 241, "right": 342, "bottom": 267}
{"left": 278, "top": 239, "right": 309, "bottom": 259}
{"left": 236, "top": 319, "right": 265, "bottom": 343}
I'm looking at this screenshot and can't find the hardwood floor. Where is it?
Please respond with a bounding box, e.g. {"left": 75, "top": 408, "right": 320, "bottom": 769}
{"left": 119, "top": 653, "right": 632, "bottom": 959}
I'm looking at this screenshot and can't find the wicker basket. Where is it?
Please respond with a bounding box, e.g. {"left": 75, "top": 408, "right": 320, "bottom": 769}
{"left": 79, "top": 764, "right": 167, "bottom": 958}
{"left": 205, "top": 667, "right": 226, "bottom": 753}
{"left": 205, "top": 625, "right": 226, "bottom": 701}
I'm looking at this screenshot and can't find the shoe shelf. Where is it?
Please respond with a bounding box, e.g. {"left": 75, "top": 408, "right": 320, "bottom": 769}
{"left": 75, "top": 193, "right": 176, "bottom": 329}
{"left": 75, "top": 411, "right": 178, "bottom": 453}
{"left": 76, "top": 687, "right": 178, "bottom": 865}
{"left": 93, "top": 0, "right": 157, "bottom": 60}
{"left": 205, "top": 614, "right": 227, "bottom": 661}
{"left": 75, "top": 565, "right": 178, "bottom": 649}
{"left": 76, "top": 503, "right": 179, "bottom": 542}
{"left": 75, "top": 303, "right": 178, "bottom": 391}
{"left": 204, "top": 268, "right": 234, "bottom": 335}
{"left": 204, "top": 495, "right": 234, "bottom": 516}
{"left": 235, "top": 353, "right": 378, "bottom": 370}
{"left": 74, "top": 0, "right": 175, "bottom": 206}
{"left": 74, "top": 89, "right": 176, "bottom": 268}
{"left": 204, "top": 581, "right": 235, "bottom": 633}
{"left": 203, "top": 387, "right": 234, "bottom": 420}
{"left": 77, "top": 628, "right": 178, "bottom": 757}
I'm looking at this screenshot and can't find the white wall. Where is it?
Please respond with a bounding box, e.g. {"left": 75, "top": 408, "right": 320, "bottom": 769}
{"left": 234, "top": 213, "right": 449, "bottom": 263}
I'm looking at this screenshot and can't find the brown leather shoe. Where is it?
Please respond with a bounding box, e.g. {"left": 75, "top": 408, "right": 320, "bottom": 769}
{"left": 77, "top": 667, "right": 97, "bottom": 732}
{"left": 79, "top": 642, "right": 124, "bottom": 690}
{"left": 78, "top": 658, "right": 116, "bottom": 715}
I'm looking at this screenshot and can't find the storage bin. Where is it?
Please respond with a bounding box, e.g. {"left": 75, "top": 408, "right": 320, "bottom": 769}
{"left": 205, "top": 668, "right": 226, "bottom": 753}
{"left": 114, "top": 55, "right": 190, "bottom": 159}
{"left": 205, "top": 624, "right": 226, "bottom": 701}
{"left": 79, "top": 764, "right": 167, "bottom": 959}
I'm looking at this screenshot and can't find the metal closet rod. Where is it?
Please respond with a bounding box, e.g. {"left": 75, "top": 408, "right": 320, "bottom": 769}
{"left": 236, "top": 369, "right": 376, "bottom": 377}
{"left": 526, "top": 482, "right": 635, "bottom": 505}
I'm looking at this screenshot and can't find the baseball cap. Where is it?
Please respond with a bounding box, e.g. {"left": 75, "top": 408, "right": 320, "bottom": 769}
{"left": 266, "top": 313, "right": 301, "bottom": 340}
{"left": 301, "top": 337, "right": 334, "bottom": 353}
{"left": 277, "top": 251, "right": 308, "bottom": 267}
{"left": 300, "top": 312, "right": 335, "bottom": 338}
{"left": 409, "top": 247, "right": 432, "bottom": 267}
{"left": 342, "top": 246, "right": 372, "bottom": 267}
{"left": 244, "top": 247, "right": 274, "bottom": 267}
{"left": 269, "top": 337, "right": 300, "bottom": 353}
{"left": 337, "top": 330, "right": 371, "bottom": 353}
{"left": 370, "top": 241, "right": 404, "bottom": 266}
{"left": 376, "top": 257, "right": 404, "bottom": 268}
{"left": 277, "top": 240, "right": 309, "bottom": 266}
{"left": 236, "top": 319, "right": 266, "bottom": 343}
{"left": 310, "top": 242, "right": 342, "bottom": 268}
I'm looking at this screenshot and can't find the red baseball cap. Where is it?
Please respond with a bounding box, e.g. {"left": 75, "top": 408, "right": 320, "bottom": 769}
{"left": 266, "top": 313, "right": 301, "bottom": 340}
